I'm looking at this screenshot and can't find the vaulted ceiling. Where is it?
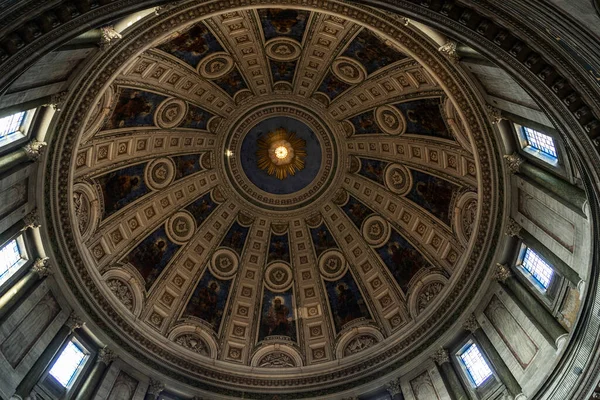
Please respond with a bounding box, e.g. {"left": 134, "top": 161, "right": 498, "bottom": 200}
{"left": 47, "top": 4, "right": 503, "bottom": 397}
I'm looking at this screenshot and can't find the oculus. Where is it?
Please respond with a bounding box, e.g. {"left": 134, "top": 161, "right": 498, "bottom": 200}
{"left": 256, "top": 127, "right": 307, "bottom": 180}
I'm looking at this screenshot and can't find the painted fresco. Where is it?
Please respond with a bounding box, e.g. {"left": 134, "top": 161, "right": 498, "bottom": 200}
{"left": 377, "top": 228, "right": 431, "bottom": 293}
{"left": 258, "top": 8, "right": 309, "bottom": 42}
{"left": 97, "top": 163, "right": 149, "bottom": 218}
{"left": 350, "top": 110, "right": 378, "bottom": 135}
{"left": 341, "top": 195, "right": 374, "bottom": 229}
{"left": 310, "top": 223, "right": 339, "bottom": 258}
{"left": 325, "top": 271, "right": 370, "bottom": 332}
{"left": 342, "top": 29, "right": 407, "bottom": 75}
{"left": 157, "top": 23, "right": 224, "bottom": 68}
{"left": 394, "top": 98, "right": 453, "bottom": 140}
{"left": 357, "top": 158, "right": 389, "bottom": 186}
{"left": 270, "top": 60, "right": 297, "bottom": 83}
{"left": 125, "top": 225, "right": 180, "bottom": 291}
{"left": 318, "top": 72, "right": 351, "bottom": 100}
{"left": 185, "top": 192, "right": 217, "bottom": 226}
{"left": 219, "top": 221, "right": 250, "bottom": 255}
{"left": 407, "top": 169, "right": 459, "bottom": 225}
{"left": 184, "top": 268, "right": 231, "bottom": 331}
{"left": 267, "top": 232, "right": 290, "bottom": 263}
{"left": 213, "top": 67, "right": 248, "bottom": 97}
{"left": 105, "top": 89, "right": 165, "bottom": 129}
{"left": 179, "top": 105, "right": 213, "bottom": 130}
{"left": 172, "top": 154, "right": 203, "bottom": 181}
{"left": 258, "top": 287, "right": 297, "bottom": 342}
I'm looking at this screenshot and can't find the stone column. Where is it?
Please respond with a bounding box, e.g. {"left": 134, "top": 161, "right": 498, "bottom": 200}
{"left": 504, "top": 153, "right": 587, "bottom": 215}
{"left": 463, "top": 315, "right": 524, "bottom": 398}
{"left": 0, "top": 139, "right": 46, "bottom": 175}
{"left": 386, "top": 377, "right": 403, "bottom": 400}
{"left": 74, "top": 347, "right": 116, "bottom": 400}
{"left": 432, "top": 348, "right": 469, "bottom": 400}
{"left": 505, "top": 218, "right": 581, "bottom": 286}
{"left": 0, "top": 257, "right": 51, "bottom": 320}
{"left": 494, "top": 263, "right": 568, "bottom": 347}
{"left": 145, "top": 378, "right": 165, "bottom": 400}
{"left": 13, "top": 313, "right": 85, "bottom": 398}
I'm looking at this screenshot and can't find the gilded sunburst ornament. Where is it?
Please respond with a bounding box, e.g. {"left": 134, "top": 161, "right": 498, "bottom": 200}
{"left": 256, "top": 128, "right": 307, "bottom": 180}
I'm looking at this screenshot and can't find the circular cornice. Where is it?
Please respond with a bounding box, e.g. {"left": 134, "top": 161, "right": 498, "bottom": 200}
{"left": 43, "top": 2, "right": 502, "bottom": 397}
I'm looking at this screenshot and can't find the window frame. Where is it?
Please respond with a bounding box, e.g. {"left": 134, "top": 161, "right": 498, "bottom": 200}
{"left": 451, "top": 336, "right": 503, "bottom": 399}
{"left": 0, "top": 109, "right": 37, "bottom": 155}
{"left": 0, "top": 234, "right": 31, "bottom": 295}
{"left": 36, "top": 334, "right": 94, "bottom": 399}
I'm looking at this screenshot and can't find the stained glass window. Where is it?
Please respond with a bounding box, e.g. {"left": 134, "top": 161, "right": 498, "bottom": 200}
{"left": 0, "top": 111, "right": 26, "bottom": 143}
{"left": 49, "top": 340, "right": 87, "bottom": 388}
{"left": 460, "top": 343, "right": 493, "bottom": 387}
{"left": 522, "top": 247, "right": 554, "bottom": 290}
{"left": 522, "top": 127, "right": 557, "bottom": 159}
{"left": 0, "top": 238, "right": 26, "bottom": 287}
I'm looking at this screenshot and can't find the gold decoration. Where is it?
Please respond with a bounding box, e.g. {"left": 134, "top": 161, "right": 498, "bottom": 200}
{"left": 256, "top": 128, "right": 307, "bottom": 180}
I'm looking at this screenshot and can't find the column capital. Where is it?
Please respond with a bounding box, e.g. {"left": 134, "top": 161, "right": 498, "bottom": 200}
{"left": 45, "top": 91, "right": 68, "bottom": 111}
{"left": 494, "top": 263, "right": 513, "bottom": 283}
{"left": 23, "top": 139, "right": 47, "bottom": 161}
{"left": 463, "top": 314, "right": 480, "bottom": 332}
{"left": 99, "top": 26, "right": 122, "bottom": 50}
{"left": 431, "top": 347, "right": 450, "bottom": 365}
{"left": 439, "top": 41, "right": 460, "bottom": 64}
{"left": 504, "top": 153, "right": 525, "bottom": 174}
{"left": 22, "top": 208, "right": 41, "bottom": 230}
{"left": 486, "top": 105, "right": 503, "bottom": 124}
{"left": 66, "top": 312, "right": 86, "bottom": 332}
{"left": 148, "top": 378, "right": 165, "bottom": 395}
{"left": 386, "top": 377, "right": 402, "bottom": 396}
{"left": 98, "top": 347, "right": 117, "bottom": 365}
{"left": 31, "top": 257, "right": 52, "bottom": 278}
{"left": 505, "top": 218, "right": 523, "bottom": 238}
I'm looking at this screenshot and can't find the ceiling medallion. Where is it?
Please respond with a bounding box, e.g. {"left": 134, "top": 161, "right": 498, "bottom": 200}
{"left": 256, "top": 128, "right": 307, "bottom": 180}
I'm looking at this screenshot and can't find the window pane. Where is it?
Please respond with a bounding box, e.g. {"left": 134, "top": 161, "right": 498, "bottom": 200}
{"left": 522, "top": 248, "right": 554, "bottom": 290}
{"left": 0, "top": 111, "right": 25, "bottom": 141}
{"left": 522, "top": 127, "right": 557, "bottom": 158}
{"left": 460, "top": 343, "right": 493, "bottom": 387}
{"left": 49, "top": 341, "right": 87, "bottom": 388}
{"left": 0, "top": 239, "right": 25, "bottom": 286}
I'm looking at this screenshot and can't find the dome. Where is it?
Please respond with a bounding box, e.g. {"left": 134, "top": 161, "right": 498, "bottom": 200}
{"left": 0, "top": 1, "right": 599, "bottom": 400}
{"left": 48, "top": 5, "right": 499, "bottom": 396}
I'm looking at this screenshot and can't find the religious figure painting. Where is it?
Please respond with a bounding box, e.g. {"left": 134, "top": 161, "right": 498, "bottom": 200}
{"left": 394, "top": 98, "right": 453, "bottom": 139}
{"left": 213, "top": 67, "right": 249, "bottom": 98}
{"left": 406, "top": 169, "right": 459, "bottom": 226}
{"left": 219, "top": 221, "right": 250, "bottom": 255}
{"left": 179, "top": 105, "right": 213, "bottom": 130}
{"left": 357, "top": 158, "right": 389, "bottom": 186}
{"left": 185, "top": 192, "right": 217, "bottom": 226}
{"left": 270, "top": 60, "right": 297, "bottom": 83}
{"left": 124, "top": 226, "right": 181, "bottom": 291}
{"left": 342, "top": 29, "right": 407, "bottom": 75}
{"left": 258, "top": 288, "right": 297, "bottom": 342}
{"left": 325, "top": 271, "right": 371, "bottom": 332}
{"left": 97, "top": 163, "right": 149, "bottom": 218}
{"left": 310, "top": 223, "right": 339, "bottom": 258}
{"left": 341, "top": 195, "right": 375, "bottom": 229}
{"left": 172, "top": 154, "right": 202, "bottom": 181}
{"left": 377, "top": 228, "right": 431, "bottom": 293}
{"left": 259, "top": 9, "right": 310, "bottom": 42}
{"left": 350, "top": 110, "right": 378, "bottom": 135}
{"left": 157, "top": 23, "right": 224, "bottom": 68}
{"left": 267, "top": 233, "right": 290, "bottom": 263}
{"left": 184, "top": 268, "right": 231, "bottom": 332}
{"left": 105, "top": 89, "right": 166, "bottom": 129}
{"left": 318, "top": 72, "right": 352, "bottom": 100}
